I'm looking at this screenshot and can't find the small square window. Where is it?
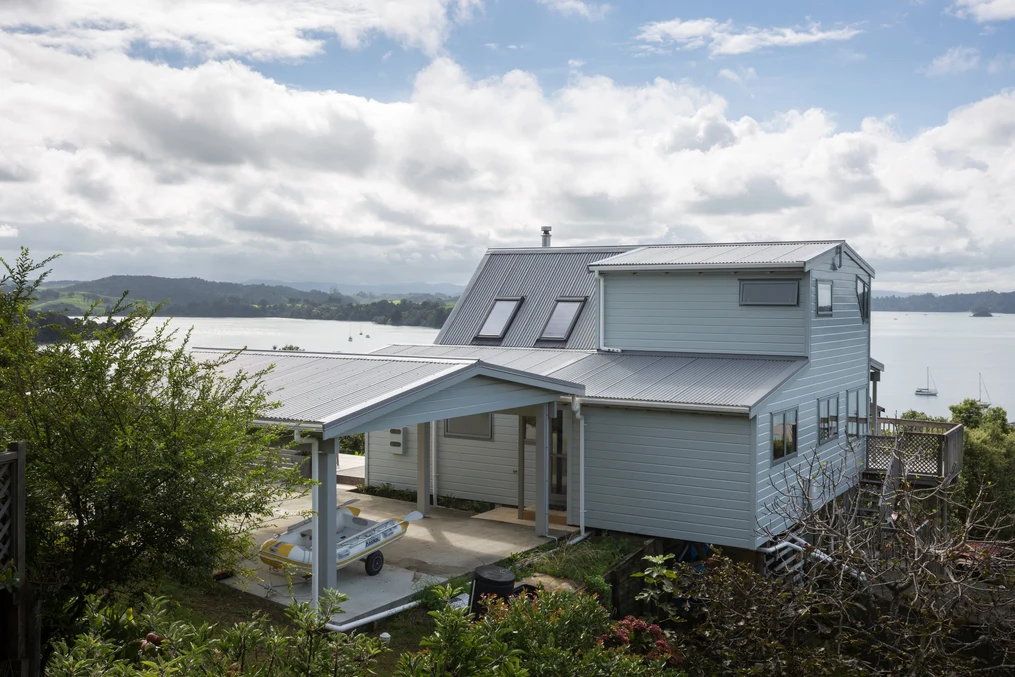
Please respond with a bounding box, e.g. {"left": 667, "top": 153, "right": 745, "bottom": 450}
{"left": 445, "top": 414, "right": 493, "bottom": 440}
{"left": 816, "top": 280, "right": 833, "bottom": 316}
{"left": 477, "top": 297, "right": 523, "bottom": 339}
{"left": 772, "top": 408, "right": 798, "bottom": 461}
{"left": 540, "top": 298, "right": 586, "bottom": 340}
{"left": 818, "top": 394, "right": 839, "bottom": 444}
{"left": 856, "top": 276, "right": 871, "bottom": 323}
{"left": 740, "top": 280, "right": 800, "bottom": 306}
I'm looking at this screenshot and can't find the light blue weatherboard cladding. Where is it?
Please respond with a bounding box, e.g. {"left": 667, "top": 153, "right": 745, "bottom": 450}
{"left": 365, "top": 414, "right": 539, "bottom": 506}
{"left": 602, "top": 272, "right": 807, "bottom": 356}
{"left": 752, "top": 249, "right": 872, "bottom": 545}
{"left": 582, "top": 406, "right": 755, "bottom": 549}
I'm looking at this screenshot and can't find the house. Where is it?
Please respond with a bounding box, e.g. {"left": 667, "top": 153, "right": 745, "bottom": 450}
{"left": 362, "top": 236, "right": 880, "bottom": 553}
{"left": 200, "top": 234, "right": 958, "bottom": 603}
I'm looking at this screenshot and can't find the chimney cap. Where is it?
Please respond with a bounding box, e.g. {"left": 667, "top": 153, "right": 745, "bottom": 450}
{"left": 540, "top": 226, "right": 552, "bottom": 234}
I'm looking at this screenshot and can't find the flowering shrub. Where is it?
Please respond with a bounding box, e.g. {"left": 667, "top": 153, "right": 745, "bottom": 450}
{"left": 395, "top": 586, "right": 685, "bottom": 677}
{"left": 600, "top": 616, "right": 682, "bottom": 668}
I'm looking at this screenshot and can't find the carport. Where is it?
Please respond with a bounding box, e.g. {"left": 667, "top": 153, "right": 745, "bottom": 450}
{"left": 194, "top": 349, "right": 584, "bottom": 606}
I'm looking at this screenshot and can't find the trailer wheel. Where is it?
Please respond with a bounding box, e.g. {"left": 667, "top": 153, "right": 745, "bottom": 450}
{"left": 365, "top": 551, "right": 384, "bottom": 576}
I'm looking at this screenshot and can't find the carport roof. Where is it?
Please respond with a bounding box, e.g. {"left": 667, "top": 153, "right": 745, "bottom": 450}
{"left": 377, "top": 344, "right": 806, "bottom": 414}
{"left": 192, "top": 348, "right": 583, "bottom": 435}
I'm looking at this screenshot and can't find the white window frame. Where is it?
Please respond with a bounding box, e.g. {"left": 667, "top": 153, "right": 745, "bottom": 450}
{"left": 818, "top": 394, "right": 840, "bottom": 445}
{"left": 816, "top": 280, "right": 834, "bottom": 317}
{"left": 444, "top": 414, "right": 494, "bottom": 440}
{"left": 771, "top": 407, "right": 799, "bottom": 463}
{"left": 476, "top": 297, "right": 524, "bottom": 339}
{"left": 739, "top": 279, "right": 800, "bottom": 307}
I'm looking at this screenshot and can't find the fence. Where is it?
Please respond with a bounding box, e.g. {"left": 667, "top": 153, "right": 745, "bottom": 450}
{"left": 865, "top": 418, "right": 964, "bottom": 478}
{"left": 1, "top": 442, "right": 38, "bottom": 677}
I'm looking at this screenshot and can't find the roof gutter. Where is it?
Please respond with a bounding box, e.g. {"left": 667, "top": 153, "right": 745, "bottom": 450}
{"left": 563, "top": 396, "right": 749, "bottom": 416}
{"left": 253, "top": 419, "right": 324, "bottom": 433}
{"left": 588, "top": 262, "right": 806, "bottom": 273}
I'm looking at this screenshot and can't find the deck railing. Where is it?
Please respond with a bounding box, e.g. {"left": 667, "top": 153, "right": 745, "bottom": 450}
{"left": 865, "top": 418, "right": 964, "bottom": 479}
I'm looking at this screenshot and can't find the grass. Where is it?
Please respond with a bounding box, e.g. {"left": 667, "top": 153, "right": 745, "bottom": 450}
{"left": 32, "top": 292, "right": 120, "bottom": 314}
{"left": 153, "top": 578, "right": 292, "bottom": 628}
{"left": 507, "top": 535, "right": 642, "bottom": 601}
{"left": 354, "top": 482, "right": 495, "bottom": 514}
{"left": 368, "top": 605, "right": 435, "bottom": 675}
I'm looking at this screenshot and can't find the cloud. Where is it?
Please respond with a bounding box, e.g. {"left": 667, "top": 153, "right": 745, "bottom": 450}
{"left": 636, "top": 17, "right": 862, "bottom": 56}
{"left": 1, "top": 32, "right": 1015, "bottom": 291}
{"left": 925, "top": 46, "right": 981, "bottom": 75}
{"left": 718, "top": 67, "right": 757, "bottom": 84}
{"left": 0, "top": 224, "right": 17, "bottom": 237}
{"left": 987, "top": 53, "right": 1015, "bottom": 72}
{"left": 952, "top": 0, "right": 1015, "bottom": 21}
{"left": 568, "top": 58, "right": 585, "bottom": 68}
{"left": 0, "top": 0, "right": 481, "bottom": 59}
{"left": 535, "top": 0, "right": 609, "bottom": 21}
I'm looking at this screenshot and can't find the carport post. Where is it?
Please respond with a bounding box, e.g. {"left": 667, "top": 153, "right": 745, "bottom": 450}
{"left": 312, "top": 444, "right": 338, "bottom": 607}
{"left": 534, "top": 402, "right": 554, "bottom": 537}
{"left": 416, "top": 422, "right": 431, "bottom": 515}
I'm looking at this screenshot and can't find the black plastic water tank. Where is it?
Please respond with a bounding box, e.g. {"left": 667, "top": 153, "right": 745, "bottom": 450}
{"left": 469, "top": 565, "right": 516, "bottom": 616}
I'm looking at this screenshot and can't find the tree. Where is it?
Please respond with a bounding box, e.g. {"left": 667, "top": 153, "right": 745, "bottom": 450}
{"left": 726, "top": 443, "right": 1015, "bottom": 675}
{"left": 0, "top": 249, "right": 308, "bottom": 636}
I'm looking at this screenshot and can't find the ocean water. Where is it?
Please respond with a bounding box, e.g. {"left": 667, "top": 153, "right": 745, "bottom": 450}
{"left": 135, "top": 312, "right": 1012, "bottom": 420}
{"left": 871, "top": 311, "right": 1013, "bottom": 419}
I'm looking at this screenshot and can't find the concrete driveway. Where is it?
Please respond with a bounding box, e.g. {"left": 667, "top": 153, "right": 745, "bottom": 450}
{"left": 225, "top": 485, "right": 550, "bottom": 622}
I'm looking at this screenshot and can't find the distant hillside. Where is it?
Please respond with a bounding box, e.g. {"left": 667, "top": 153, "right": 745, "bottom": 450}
{"left": 247, "top": 278, "right": 465, "bottom": 298}
{"left": 873, "top": 290, "right": 1015, "bottom": 313}
{"left": 31, "top": 275, "right": 454, "bottom": 328}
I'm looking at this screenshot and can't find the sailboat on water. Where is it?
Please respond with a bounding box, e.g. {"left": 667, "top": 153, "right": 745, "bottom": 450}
{"left": 977, "top": 373, "right": 991, "bottom": 407}
{"left": 348, "top": 324, "right": 353, "bottom": 342}
{"left": 915, "top": 368, "right": 938, "bottom": 397}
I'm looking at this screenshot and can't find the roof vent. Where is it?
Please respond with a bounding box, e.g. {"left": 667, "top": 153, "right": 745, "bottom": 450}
{"left": 541, "top": 226, "right": 552, "bottom": 247}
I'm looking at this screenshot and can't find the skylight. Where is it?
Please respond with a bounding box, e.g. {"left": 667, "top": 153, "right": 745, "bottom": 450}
{"left": 477, "top": 297, "right": 523, "bottom": 339}
{"left": 540, "top": 298, "right": 585, "bottom": 341}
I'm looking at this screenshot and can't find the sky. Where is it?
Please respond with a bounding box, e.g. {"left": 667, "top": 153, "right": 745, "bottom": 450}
{"left": 1, "top": 0, "right": 1014, "bottom": 293}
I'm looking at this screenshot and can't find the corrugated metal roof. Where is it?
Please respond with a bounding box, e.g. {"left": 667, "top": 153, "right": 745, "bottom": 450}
{"left": 378, "top": 344, "right": 805, "bottom": 412}
{"left": 549, "top": 353, "right": 804, "bottom": 410}
{"left": 435, "top": 247, "right": 633, "bottom": 350}
{"left": 588, "top": 241, "right": 844, "bottom": 270}
{"left": 194, "top": 348, "right": 473, "bottom": 425}
{"left": 376, "top": 344, "right": 592, "bottom": 376}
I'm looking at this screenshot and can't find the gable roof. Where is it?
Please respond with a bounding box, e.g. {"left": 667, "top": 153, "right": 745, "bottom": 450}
{"left": 589, "top": 241, "right": 874, "bottom": 276}
{"left": 435, "top": 246, "right": 634, "bottom": 350}
{"left": 378, "top": 344, "right": 805, "bottom": 415}
{"left": 192, "top": 348, "right": 583, "bottom": 435}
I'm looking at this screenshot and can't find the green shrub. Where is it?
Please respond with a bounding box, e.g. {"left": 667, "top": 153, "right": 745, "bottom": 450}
{"left": 45, "top": 591, "right": 384, "bottom": 677}
{"left": 395, "top": 586, "right": 683, "bottom": 677}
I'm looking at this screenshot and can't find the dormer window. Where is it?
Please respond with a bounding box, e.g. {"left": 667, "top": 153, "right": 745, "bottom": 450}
{"left": 477, "top": 297, "right": 523, "bottom": 339}
{"left": 540, "top": 297, "right": 586, "bottom": 341}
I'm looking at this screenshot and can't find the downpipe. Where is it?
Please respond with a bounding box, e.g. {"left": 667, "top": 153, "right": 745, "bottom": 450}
{"left": 324, "top": 600, "right": 421, "bottom": 634}
{"left": 570, "top": 397, "right": 586, "bottom": 541}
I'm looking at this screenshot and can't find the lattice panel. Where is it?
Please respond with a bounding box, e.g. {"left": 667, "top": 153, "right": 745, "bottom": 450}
{"left": 897, "top": 434, "right": 941, "bottom": 475}
{"left": 0, "top": 461, "right": 12, "bottom": 563}
{"left": 866, "top": 437, "right": 895, "bottom": 472}
{"left": 865, "top": 434, "right": 941, "bottom": 476}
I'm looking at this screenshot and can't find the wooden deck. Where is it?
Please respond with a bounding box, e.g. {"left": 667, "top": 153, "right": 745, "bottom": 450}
{"left": 864, "top": 418, "right": 964, "bottom": 482}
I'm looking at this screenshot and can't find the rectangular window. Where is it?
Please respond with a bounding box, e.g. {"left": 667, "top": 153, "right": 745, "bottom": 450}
{"left": 816, "top": 280, "right": 833, "bottom": 316}
{"left": 477, "top": 297, "right": 523, "bottom": 339}
{"left": 772, "top": 408, "right": 798, "bottom": 461}
{"left": 847, "top": 387, "right": 869, "bottom": 437}
{"left": 540, "top": 297, "right": 586, "bottom": 340}
{"left": 523, "top": 415, "right": 536, "bottom": 445}
{"left": 856, "top": 276, "right": 871, "bottom": 323}
{"left": 739, "top": 279, "right": 800, "bottom": 306}
{"left": 445, "top": 414, "right": 494, "bottom": 440}
{"left": 818, "top": 394, "right": 840, "bottom": 444}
